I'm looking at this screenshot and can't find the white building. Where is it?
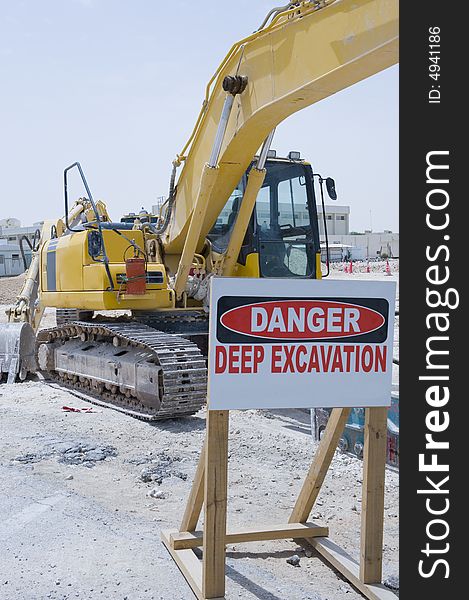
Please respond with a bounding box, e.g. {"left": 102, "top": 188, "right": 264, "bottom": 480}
{"left": 0, "top": 218, "right": 40, "bottom": 277}
{"left": 321, "top": 243, "right": 366, "bottom": 263}
{"left": 0, "top": 218, "right": 43, "bottom": 246}
{"left": 317, "top": 204, "right": 350, "bottom": 235}
{"left": 0, "top": 242, "right": 28, "bottom": 277}
{"left": 326, "top": 232, "right": 399, "bottom": 259}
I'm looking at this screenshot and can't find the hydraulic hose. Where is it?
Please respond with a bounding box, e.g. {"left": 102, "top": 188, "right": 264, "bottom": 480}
{"left": 255, "top": 2, "right": 298, "bottom": 32}
{"left": 19, "top": 235, "right": 33, "bottom": 271}
{"left": 153, "top": 161, "right": 178, "bottom": 236}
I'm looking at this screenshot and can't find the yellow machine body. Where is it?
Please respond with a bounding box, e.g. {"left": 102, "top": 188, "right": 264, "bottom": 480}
{"left": 38, "top": 218, "right": 321, "bottom": 310}
{"left": 40, "top": 229, "right": 174, "bottom": 311}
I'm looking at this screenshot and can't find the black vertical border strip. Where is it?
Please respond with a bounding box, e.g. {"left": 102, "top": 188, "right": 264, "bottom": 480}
{"left": 400, "top": 2, "right": 464, "bottom": 596}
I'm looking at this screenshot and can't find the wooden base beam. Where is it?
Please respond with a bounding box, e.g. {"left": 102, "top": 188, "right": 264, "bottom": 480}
{"left": 168, "top": 522, "right": 329, "bottom": 550}
{"left": 163, "top": 530, "right": 397, "bottom": 600}
{"left": 162, "top": 530, "right": 213, "bottom": 600}
{"left": 163, "top": 404, "right": 395, "bottom": 600}
{"left": 310, "top": 537, "right": 397, "bottom": 600}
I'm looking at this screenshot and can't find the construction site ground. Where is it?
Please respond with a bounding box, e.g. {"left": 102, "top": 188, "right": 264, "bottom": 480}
{"left": 0, "top": 263, "right": 399, "bottom": 600}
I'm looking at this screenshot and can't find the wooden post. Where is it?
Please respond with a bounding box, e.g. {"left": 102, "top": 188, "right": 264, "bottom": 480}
{"left": 202, "top": 410, "right": 229, "bottom": 599}
{"left": 180, "top": 438, "right": 206, "bottom": 532}
{"left": 290, "top": 407, "right": 351, "bottom": 523}
{"left": 360, "top": 407, "right": 388, "bottom": 584}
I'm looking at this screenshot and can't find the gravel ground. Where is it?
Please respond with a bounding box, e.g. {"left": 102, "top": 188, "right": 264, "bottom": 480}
{"left": 0, "top": 385, "right": 399, "bottom": 600}
{"left": 0, "top": 268, "right": 399, "bottom": 600}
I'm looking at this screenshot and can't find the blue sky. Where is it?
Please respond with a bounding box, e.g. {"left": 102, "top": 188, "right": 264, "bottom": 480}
{"left": 0, "top": 0, "right": 398, "bottom": 232}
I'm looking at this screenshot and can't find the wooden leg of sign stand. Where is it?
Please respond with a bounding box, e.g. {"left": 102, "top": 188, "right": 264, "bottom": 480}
{"left": 309, "top": 407, "right": 394, "bottom": 600}
{"left": 180, "top": 438, "right": 206, "bottom": 533}
{"left": 202, "top": 409, "right": 229, "bottom": 598}
{"left": 290, "top": 407, "right": 351, "bottom": 523}
{"left": 360, "top": 407, "right": 388, "bottom": 584}
{"left": 162, "top": 406, "right": 395, "bottom": 600}
{"left": 162, "top": 410, "right": 230, "bottom": 600}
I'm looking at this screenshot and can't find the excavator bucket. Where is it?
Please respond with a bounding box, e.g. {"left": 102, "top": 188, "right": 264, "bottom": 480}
{"left": 0, "top": 323, "right": 37, "bottom": 383}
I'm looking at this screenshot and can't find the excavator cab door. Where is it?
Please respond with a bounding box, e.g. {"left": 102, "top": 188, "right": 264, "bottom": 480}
{"left": 207, "top": 160, "right": 321, "bottom": 278}
{"left": 254, "top": 160, "right": 320, "bottom": 278}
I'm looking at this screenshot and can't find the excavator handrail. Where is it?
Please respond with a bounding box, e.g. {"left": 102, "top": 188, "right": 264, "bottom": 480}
{"left": 63, "top": 162, "right": 115, "bottom": 290}
{"left": 64, "top": 162, "right": 99, "bottom": 232}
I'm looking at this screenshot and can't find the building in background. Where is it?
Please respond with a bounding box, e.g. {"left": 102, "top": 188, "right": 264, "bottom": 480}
{"left": 0, "top": 218, "right": 42, "bottom": 277}
{"left": 0, "top": 242, "right": 26, "bottom": 277}
{"left": 320, "top": 242, "right": 366, "bottom": 263}
{"left": 317, "top": 204, "right": 350, "bottom": 235}
{"left": 325, "top": 231, "right": 399, "bottom": 259}
{"left": 0, "top": 218, "right": 42, "bottom": 246}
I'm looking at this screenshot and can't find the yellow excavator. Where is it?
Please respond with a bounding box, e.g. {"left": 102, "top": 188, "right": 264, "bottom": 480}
{"left": 0, "top": 0, "right": 398, "bottom": 419}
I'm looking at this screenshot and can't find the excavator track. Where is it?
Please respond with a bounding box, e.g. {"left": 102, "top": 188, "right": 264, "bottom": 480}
{"left": 37, "top": 320, "right": 207, "bottom": 420}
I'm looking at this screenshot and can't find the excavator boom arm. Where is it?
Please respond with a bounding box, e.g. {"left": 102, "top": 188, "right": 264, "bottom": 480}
{"left": 164, "top": 0, "right": 398, "bottom": 266}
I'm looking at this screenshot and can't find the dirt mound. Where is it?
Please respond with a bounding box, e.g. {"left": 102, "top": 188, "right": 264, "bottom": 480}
{"left": 0, "top": 273, "right": 25, "bottom": 304}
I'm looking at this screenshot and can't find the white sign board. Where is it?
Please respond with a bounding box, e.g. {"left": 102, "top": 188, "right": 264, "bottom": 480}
{"left": 208, "top": 278, "right": 396, "bottom": 410}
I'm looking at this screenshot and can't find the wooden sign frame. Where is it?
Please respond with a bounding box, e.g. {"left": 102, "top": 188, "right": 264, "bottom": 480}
{"left": 162, "top": 406, "right": 397, "bottom": 600}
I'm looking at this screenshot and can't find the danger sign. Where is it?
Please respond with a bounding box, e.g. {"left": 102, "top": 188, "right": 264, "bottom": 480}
{"left": 208, "top": 278, "right": 396, "bottom": 410}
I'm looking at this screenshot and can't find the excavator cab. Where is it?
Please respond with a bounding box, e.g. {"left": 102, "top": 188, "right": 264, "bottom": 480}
{"left": 208, "top": 155, "right": 325, "bottom": 279}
